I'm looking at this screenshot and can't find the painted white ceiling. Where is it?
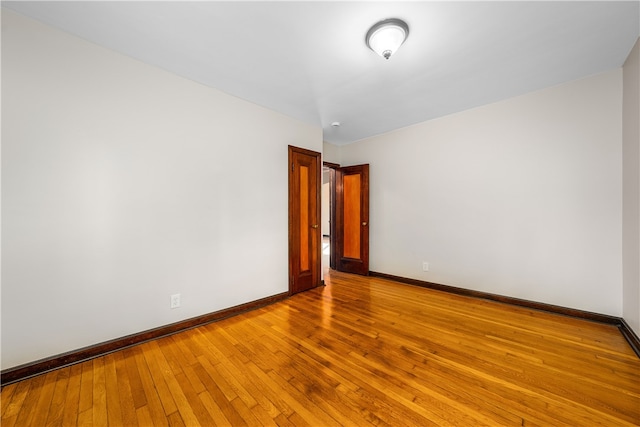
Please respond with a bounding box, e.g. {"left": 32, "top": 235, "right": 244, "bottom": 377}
{"left": 4, "top": 1, "right": 639, "bottom": 145}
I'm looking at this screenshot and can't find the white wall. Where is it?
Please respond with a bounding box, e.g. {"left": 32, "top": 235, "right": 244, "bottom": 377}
{"left": 1, "top": 10, "right": 321, "bottom": 369}
{"left": 322, "top": 141, "right": 341, "bottom": 165}
{"left": 340, "top": 70, "right": 623, "bottom": 316}
{"left": 623, "top": 38, "right": 640, "bottom": 335}
{"left": 322, "top": 180, "right": 330, "bottom": 237}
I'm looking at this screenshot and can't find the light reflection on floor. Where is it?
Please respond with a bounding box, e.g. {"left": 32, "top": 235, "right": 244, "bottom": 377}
{"left": 322, "top": 236, "right": 330, "bottom": 278}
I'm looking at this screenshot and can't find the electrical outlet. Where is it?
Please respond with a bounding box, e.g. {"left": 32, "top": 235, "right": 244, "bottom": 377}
{"left": 422, "top": 262, "right": 429, "bottom": 272}
{"left": 170, "top": 293, "right": 181, "bottom": 309}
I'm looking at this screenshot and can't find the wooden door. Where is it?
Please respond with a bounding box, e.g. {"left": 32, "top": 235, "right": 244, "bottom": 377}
{"left": 336, "top": 164, "right": 370, "bottom": 275}
{"left": 288, "top": 146, "right": 321, "bottom": 294}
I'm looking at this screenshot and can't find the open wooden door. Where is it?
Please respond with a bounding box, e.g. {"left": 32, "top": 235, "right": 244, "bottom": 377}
{"left": 289, "top": 146, "right": 321, "bottom": 294}
{"left": 335, "top": 164, "right": 369, "bottom": 275}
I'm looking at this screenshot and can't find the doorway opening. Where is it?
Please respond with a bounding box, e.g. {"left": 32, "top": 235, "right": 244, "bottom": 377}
{"left": 289, "top": 150, "right": 368, "bottom": 292}
{"left": 321, "top": 161, "right": 370, "bottom": 278}
{"left": 322, "top": 162, "right": 340, "bottom": 280}
{"left": 322, "top": 164, "right": 333, "bottom": 279}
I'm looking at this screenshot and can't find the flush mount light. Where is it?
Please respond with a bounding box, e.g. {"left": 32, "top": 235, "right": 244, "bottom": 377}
{"left": 365, "top": 18, "right": 409, "bottom": 60}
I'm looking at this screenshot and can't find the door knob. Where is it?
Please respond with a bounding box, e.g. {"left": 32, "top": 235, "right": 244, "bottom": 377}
{"left": 311, "top": 224, "right": 319, "bottom": 229}
{"left": 362, "top": 222, "right": 368, "bottom": 226}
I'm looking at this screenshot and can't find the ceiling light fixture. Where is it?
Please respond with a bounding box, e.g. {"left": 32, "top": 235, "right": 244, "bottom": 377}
{"left": 365, "top": 18, "right": 409, "bottom": 60}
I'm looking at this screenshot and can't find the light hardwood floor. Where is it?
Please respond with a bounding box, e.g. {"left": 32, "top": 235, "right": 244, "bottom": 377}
{"left": 2, "top": 270, "right": 639, "bottom": 426}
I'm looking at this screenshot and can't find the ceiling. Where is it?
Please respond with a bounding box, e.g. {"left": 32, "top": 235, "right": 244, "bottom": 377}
{"left": 3, "top": 1, "right": 639, "bottom": 145}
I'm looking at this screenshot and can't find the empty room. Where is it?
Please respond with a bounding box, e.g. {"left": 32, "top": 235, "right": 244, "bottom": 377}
{"left": 2, "top": 1, "right": 640, "bottom": 426}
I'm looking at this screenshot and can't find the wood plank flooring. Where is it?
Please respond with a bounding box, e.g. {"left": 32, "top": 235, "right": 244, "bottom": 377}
{"left": 2, "top": 270, "right": 639, "bottom": 426}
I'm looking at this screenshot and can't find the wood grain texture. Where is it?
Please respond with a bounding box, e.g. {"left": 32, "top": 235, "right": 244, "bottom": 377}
{"left": 370, "top": 270, "right": 640, "bottom": 357}
{"left": 342, "top": 173, "right": 361, "bottom": 259}
{"left": 619, "top": 318, "right": 640, "bottom": 357}
{"left": 299, "top": 164, "right": 310, "bottom": 271}
{"left": 2, "top": 270, "right": 639, "bottom": 426}
{"left": 1, "top": 292, "right": 288, "bottom": 386}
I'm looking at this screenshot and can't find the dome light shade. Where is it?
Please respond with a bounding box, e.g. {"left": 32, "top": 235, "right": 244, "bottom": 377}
{"left": 365, "top": 18, "right": 409, "bottom": 59}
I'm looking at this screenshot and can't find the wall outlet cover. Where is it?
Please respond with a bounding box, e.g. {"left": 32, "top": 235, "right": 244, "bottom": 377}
{"left": 170, "top": 293, "right": 181, "bottom": 309}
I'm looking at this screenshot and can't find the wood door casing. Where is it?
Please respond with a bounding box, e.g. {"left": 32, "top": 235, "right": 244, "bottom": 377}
{"left": 336, "top": 164, "right": 370, "bottom": 275}
{"left": 288, "top": 146, "right": 321, "bottom": 294}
